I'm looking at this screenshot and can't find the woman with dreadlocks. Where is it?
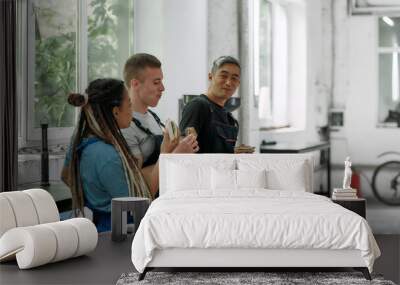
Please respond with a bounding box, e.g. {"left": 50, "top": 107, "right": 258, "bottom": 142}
{"left": 62, "top": 78, "right": 198, "bottom": 232}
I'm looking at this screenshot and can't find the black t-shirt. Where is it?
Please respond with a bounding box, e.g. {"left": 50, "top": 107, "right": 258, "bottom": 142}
{"left": 179, "top": 94, "right": 239, "bottom": 153}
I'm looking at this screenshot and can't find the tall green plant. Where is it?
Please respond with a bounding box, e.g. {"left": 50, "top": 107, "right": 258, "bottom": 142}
{"left": 34, "top": 0, "right": 131, "bottom": 128}
{"left": 34, "top": 4, "right": 76, "bottom": 128}
{"left": 88, "top": 0, "right": 131, "bottom": 81}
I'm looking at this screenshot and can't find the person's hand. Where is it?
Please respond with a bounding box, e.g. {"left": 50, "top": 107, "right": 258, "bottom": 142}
{"left": 172, "top": 134, "right": 199, "bottom": 153}
{"left": 160, "top": 129, "right": 180, "bottom": 153}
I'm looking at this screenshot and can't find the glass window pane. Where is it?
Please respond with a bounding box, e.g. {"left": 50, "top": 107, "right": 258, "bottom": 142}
{"left": 33, "top": 0, "right": 77, "bottom": 128}
{"left": 379, "top": 17, "right": 400, "bottom": 48}
{"left": 271, "top": 3, "right": 288, "bottom": 127}
{"left": 87, "top": 0, "right": 134, "bottom": 82}
{"left": 378, "top": 53, "right": 400, "bottom": 125}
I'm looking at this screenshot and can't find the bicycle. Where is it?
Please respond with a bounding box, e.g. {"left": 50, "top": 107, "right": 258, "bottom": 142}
{"left": 371, "top": 151, "right": 400, "bottom": 206}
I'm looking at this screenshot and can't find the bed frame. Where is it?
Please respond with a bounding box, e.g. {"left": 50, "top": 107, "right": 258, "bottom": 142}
{"left": 138, "top": 248, "right": 371, "bottom": 280}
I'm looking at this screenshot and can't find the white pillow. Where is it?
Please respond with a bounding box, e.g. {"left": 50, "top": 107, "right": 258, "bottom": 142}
{"left": 167, "top": 163, "right": 211, "bottom": 191}
{"left": 211, "top": 168, "right": 237, "bottom": 190}
{"left": 266, "top": 168, "right": 306, "bottom": 191}
{"left": 236, "top": 169, "right": 267, "bottom": 189}
{"left": 211, "top": 169, "right": 268, "bottom": 190}
{"left": 166, "top": 158, "right": 236, "bottom": 192}
{"left": 237, "top": 158, "right": 310, "bottom": 191}
{"left": 161, "top": 155, "right": 236, "bottom": 194}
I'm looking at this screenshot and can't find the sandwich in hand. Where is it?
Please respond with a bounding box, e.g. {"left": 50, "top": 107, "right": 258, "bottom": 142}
{"left": 184, "top": 127, "right": 197, "bottom": 139}
{"left": 165, "top": 119, "right": 179, "bottom": 141}
{"left": 234, "top": 144, "right": 256, "bottom": 154}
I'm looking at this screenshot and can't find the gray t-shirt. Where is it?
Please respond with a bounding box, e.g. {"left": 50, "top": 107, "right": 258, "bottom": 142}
{"left": 122, "top": 111, "right": 163, "bottom": 164}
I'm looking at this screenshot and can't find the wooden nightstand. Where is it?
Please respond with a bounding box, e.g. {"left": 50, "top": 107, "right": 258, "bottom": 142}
{"left": 332, "top": 198, "right": 366, "bottom": 218}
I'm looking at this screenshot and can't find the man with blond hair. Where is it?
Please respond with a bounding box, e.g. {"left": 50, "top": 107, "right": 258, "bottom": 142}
{"left": 122, "top": 53, "right": 198, "bottom": 193}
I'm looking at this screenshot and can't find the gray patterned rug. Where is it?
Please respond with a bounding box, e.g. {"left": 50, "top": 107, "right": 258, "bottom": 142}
{"left": 116, "top": 271, "right": 396, "bottom": 285}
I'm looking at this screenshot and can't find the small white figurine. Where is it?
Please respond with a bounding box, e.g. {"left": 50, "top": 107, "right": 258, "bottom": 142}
{"left": 342, "top": 156, "right": 352, "bottom": 189}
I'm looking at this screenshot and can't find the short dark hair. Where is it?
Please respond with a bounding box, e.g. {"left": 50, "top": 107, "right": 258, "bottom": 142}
{"left": 123, "top": 53, "right": 161, "bottom": 86}
{"left": 211, "top": 56, "right": 240, "bottom": 74}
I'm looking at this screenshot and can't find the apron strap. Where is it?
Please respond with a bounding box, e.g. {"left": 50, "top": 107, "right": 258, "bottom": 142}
{"left": 76, "top": 137, "right": 101, "bottom": 155}
{"left": 148, "top": 109, "right": 165, "bottom": 128}
{"left": 132, "top": 110, "right": 164, "bottom": 135}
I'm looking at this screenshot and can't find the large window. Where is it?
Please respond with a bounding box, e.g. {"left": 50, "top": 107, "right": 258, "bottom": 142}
{"left": 378, "top": 16, "right": 400, "bottom": 127}
{"left": 253, "top": 0, "right": 306, "bottom": 130}
{"left": 20, "top": 0, "right": 134, "bottom": 144}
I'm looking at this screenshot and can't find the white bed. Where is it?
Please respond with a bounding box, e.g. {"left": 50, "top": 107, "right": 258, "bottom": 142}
{"left": 131, "top": 154, "right": 380, "bottom": 280}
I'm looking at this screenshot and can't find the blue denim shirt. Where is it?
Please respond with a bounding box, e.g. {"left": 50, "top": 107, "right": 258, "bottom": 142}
{"left": 65, "top": 138, "right": 129, "bottom": 231}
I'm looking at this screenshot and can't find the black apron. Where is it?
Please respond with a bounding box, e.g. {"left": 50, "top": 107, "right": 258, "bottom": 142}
{"left": 132, "top": 110, "right": 165, "bottom": 167}
{"left": 208, "top": 101, "right": 239, "bottom": 153}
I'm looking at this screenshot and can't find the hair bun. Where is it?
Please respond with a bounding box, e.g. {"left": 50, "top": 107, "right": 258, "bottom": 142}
{"left": 68, "top": 93, "right": 87, "bottom": 107}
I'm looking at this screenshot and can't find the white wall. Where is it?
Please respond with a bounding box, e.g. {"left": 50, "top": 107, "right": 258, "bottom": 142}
{"left": 133, "top": 0, "right": 164, "bottom": 59}
{"left": 207, "top": 0, "right": 239, "bottom": 67}
{"left": 161, "top": 0, "right": 208, "bottom": 122}
{"left": 134, "top": 0, "right": 208, "bottom": 123}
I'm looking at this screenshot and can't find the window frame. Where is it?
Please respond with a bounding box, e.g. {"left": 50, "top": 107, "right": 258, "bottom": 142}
{"left": 18, "top": 0, "right": 82, "bottom": 146}
{"left": 376, "top": 15, "right": 400, "bottom": 127}
{"left": 253, "top": 0, "right": 306, "bottom": 131}
{"left": 253, "top": 0, "right": 290, "bottom": 130}
{"left": 253, "top": 0, "right": 274, "bottom": 127}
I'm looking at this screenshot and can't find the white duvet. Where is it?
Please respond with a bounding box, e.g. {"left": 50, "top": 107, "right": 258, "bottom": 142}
{"left": 131, "top": 190, "right": 380, "bottom": 273}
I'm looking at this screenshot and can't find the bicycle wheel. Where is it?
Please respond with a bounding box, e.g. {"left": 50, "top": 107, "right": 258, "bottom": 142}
{"left": 371, "top": 161, "right": 400, "bottom": 206}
